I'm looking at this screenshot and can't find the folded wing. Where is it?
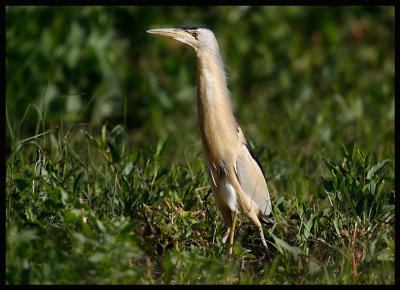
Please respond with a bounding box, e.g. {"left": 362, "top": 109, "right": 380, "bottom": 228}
{"left": 235, "top": 141, "right": 272, "bottom": 218}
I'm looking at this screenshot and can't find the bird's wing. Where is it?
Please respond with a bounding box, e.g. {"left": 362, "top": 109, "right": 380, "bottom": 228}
{"left": 235, "top": 141, "right": 272, "bottom": 218}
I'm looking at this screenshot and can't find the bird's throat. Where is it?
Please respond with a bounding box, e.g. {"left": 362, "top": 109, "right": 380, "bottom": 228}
{"left": 196, "top": 52, "right": 239, "bottom": 169}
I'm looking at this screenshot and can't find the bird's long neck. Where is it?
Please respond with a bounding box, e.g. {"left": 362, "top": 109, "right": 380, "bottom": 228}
{"left": 195, "top": 50, "right": 239, "bottom": 168}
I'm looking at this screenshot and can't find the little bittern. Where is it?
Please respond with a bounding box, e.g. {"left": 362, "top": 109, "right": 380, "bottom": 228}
{"left": 147, "top": 26, "right": 274, "bottom": 254}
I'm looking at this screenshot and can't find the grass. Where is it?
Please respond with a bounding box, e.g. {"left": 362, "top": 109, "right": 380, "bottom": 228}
{"left": 6, "top": 114, "right": 394, "bottom": 284}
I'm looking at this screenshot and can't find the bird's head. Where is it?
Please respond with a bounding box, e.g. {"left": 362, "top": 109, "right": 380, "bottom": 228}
{"left": 147, "top": 26, "right": 219, "bottom": 55}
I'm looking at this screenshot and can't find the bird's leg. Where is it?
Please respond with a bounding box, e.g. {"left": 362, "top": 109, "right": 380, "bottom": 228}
{"left": 219, "top": 203, "right": 233, "bottom": 243}
{"left": 258, "top": 226, "right": 270, "bottom": 256}
{"left": 221, "top": 227, "right": 231, "bottom": 243}
{"left": 243, "top": 210, "right": 271, "bottom": 257}
{"left": 228, "top": 209, "right": 238, "bottom": 257}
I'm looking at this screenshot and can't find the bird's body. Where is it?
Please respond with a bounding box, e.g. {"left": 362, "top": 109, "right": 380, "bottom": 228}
{"left": 147, "top": 26, "right": 273, "bottom": 252}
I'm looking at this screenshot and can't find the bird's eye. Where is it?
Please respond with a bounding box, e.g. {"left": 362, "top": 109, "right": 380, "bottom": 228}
{"left": 191, "top": 31, "right": 199, "bottom": 38}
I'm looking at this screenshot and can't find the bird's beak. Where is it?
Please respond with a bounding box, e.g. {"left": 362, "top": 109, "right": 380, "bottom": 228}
{"left": 147, "top": 28, "right": 193, "bottom": 47}
{"left": 147, "top": 28, "right": 182, "bottom": 37}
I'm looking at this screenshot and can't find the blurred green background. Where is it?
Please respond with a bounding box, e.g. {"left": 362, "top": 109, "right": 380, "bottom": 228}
{"left": 6, "top": 5, "right": 394, "bottom": 164}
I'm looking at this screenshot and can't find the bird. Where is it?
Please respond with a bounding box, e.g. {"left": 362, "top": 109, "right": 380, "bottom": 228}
{"left": 147, "top": 26, "right": 274, "bottom": 254}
